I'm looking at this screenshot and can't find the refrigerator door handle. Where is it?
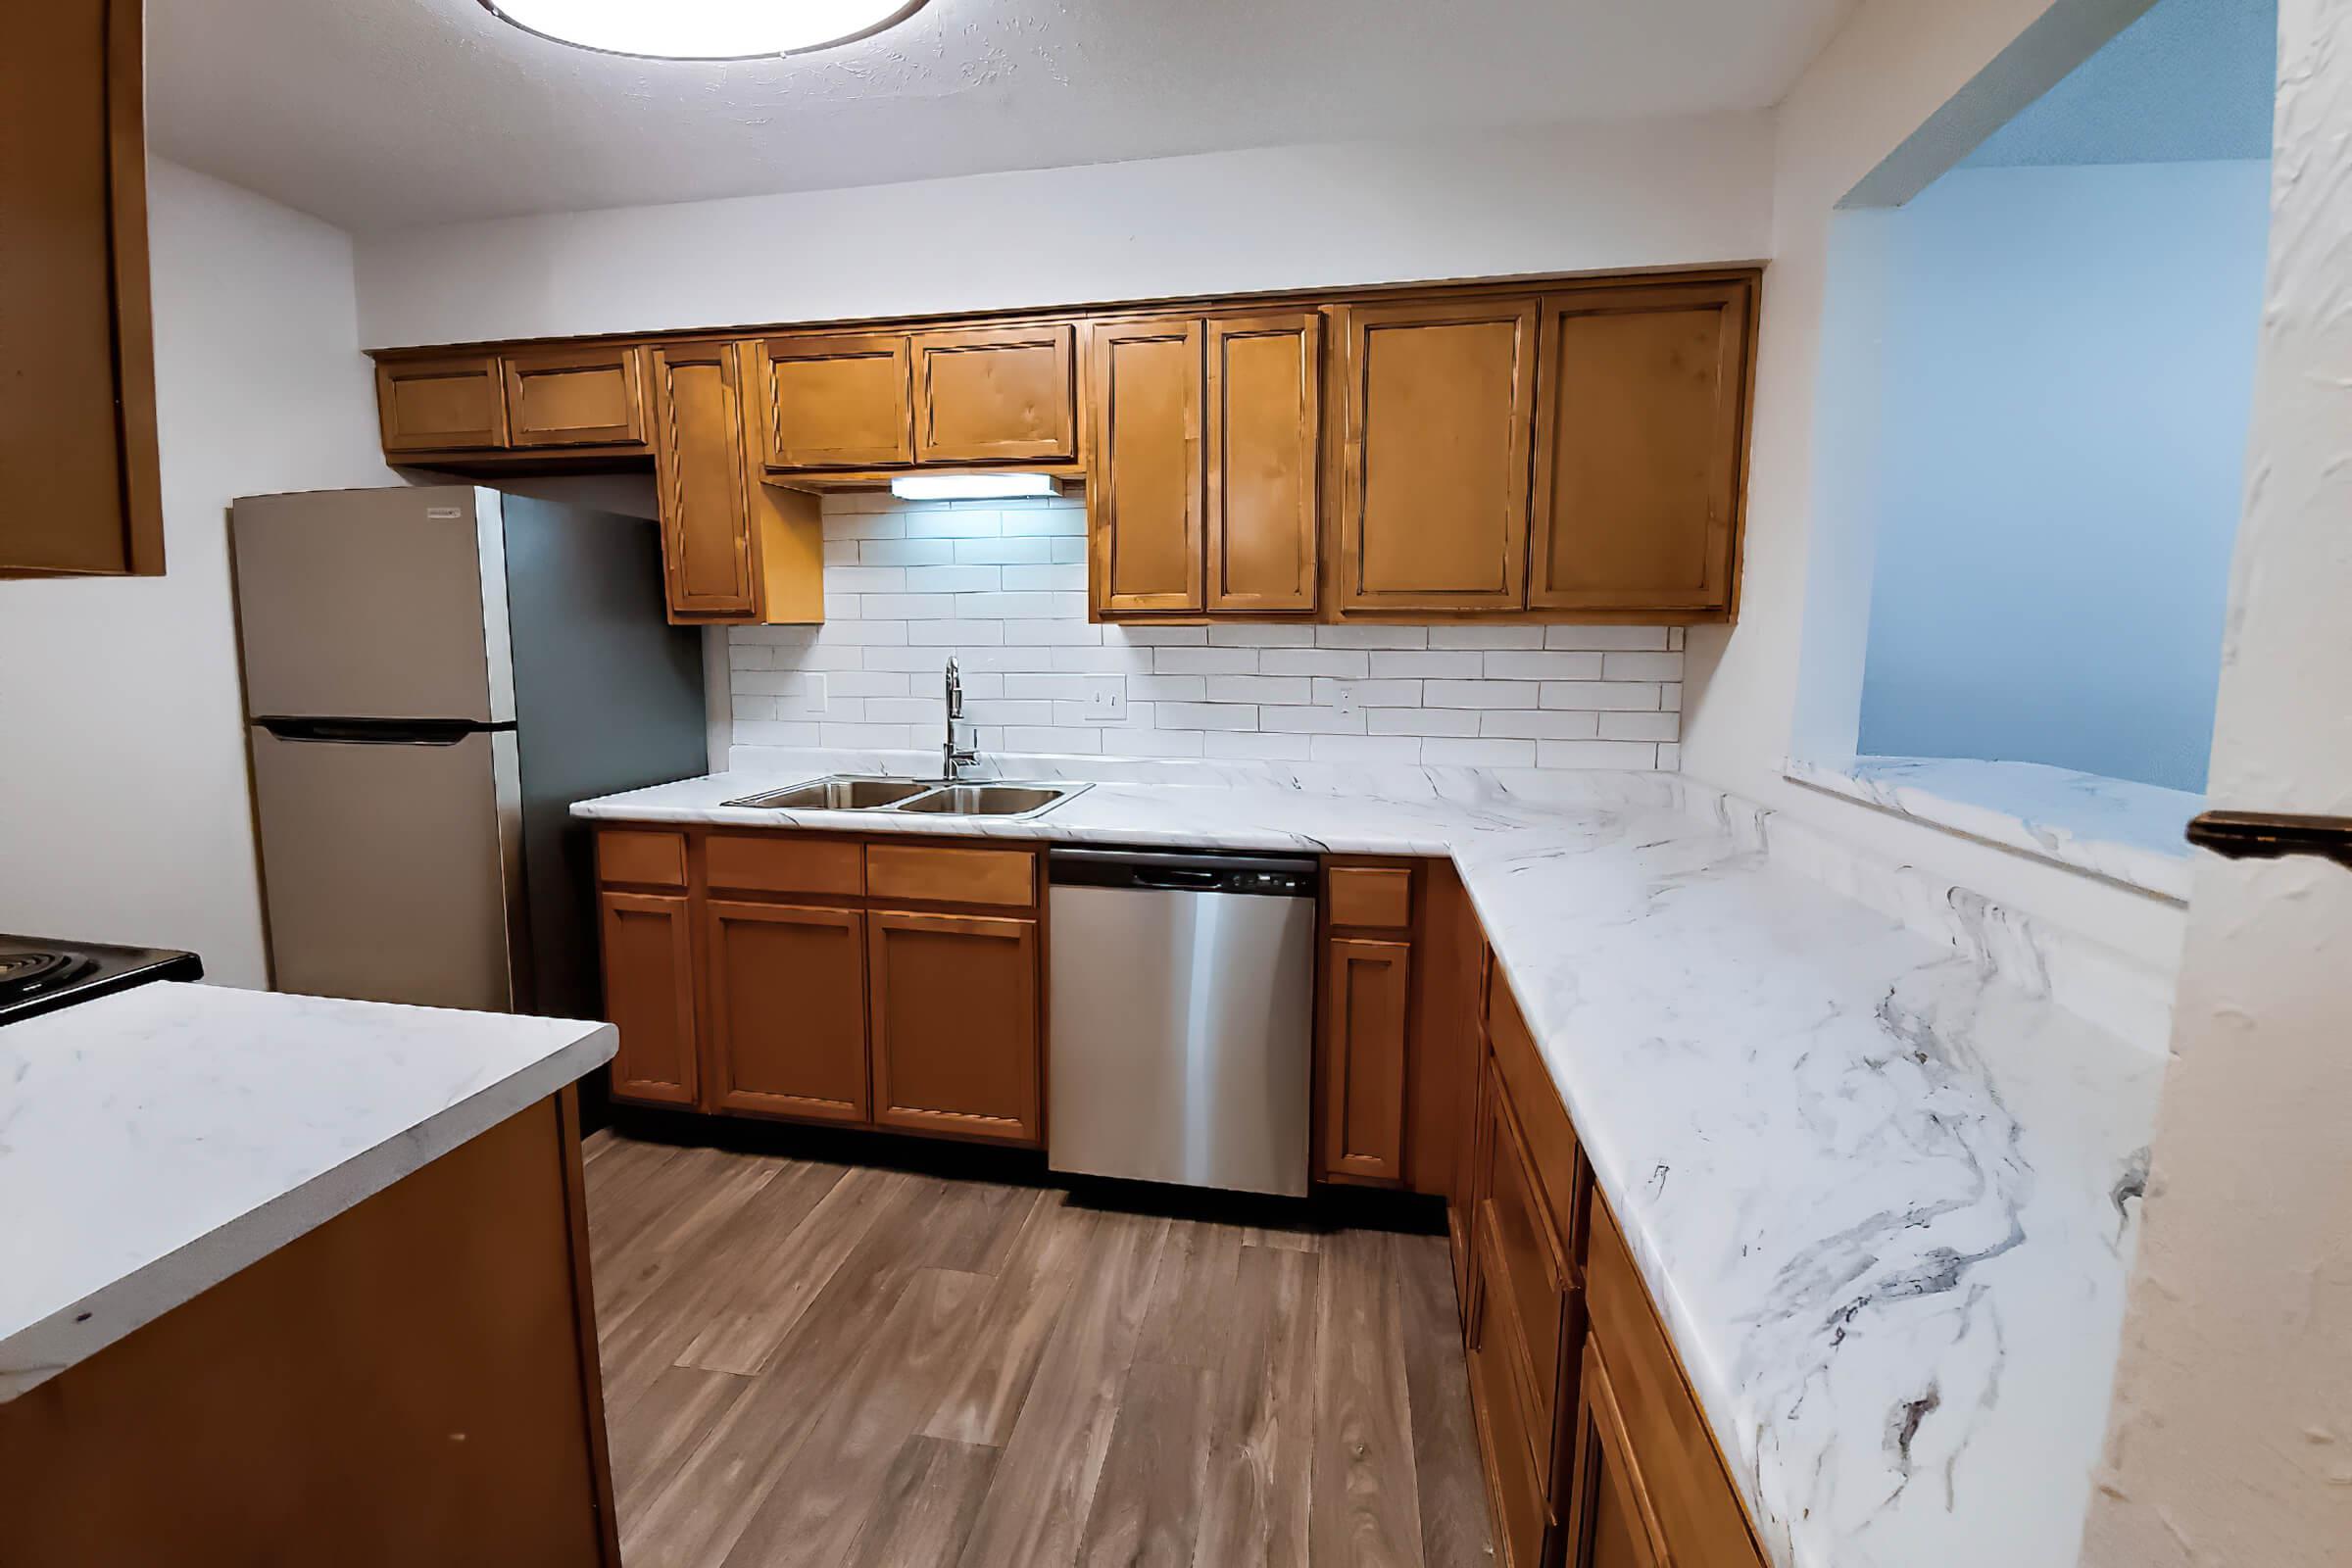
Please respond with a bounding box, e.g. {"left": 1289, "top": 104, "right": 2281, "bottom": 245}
{"left": 255, "top": 717, "right": 510, "bottom": 746}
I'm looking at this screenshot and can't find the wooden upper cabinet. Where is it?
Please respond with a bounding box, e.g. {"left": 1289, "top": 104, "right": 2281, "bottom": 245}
{"left": 377, "top": 355, "right": 509, "bottom": 453}
{"left": 1206, "top": 313, "right": 1321, "bottom": 613}
{"left": 753, "top": 333, "right": 915, "bottom": 469}
{"left": 1087, "top": 317, "right": 1205, "bottom": 615}
{"left": 649, "top": 342, "right": 756, "bottom": 616}
{"left": 1531, "top": 281, "right": 1750, "bottom": 613}
{"left": 911, "top": 322, "right": 1076, "bottom": 464}
{"left": 706, "top": 901, "right": 869, "bottom": 1124}
{"left": 598, "top": 891, "right": 699, "bottom": 1108}
{"left": 503, "top": 344, "right": 648, "bottom": 449}
{"left": 866, "top": 910, "right": 1041, "bottom": 1146}
{"left": 3, "top": 0, "right": 162, "bottom": 577}
{"left": 1335, "top": 298, "right": 1537, "bottom": 612}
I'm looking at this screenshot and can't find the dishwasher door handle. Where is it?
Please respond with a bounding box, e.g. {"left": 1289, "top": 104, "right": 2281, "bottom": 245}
{"left": 1133, "top": 868, "right": 1222, "bottom": 890}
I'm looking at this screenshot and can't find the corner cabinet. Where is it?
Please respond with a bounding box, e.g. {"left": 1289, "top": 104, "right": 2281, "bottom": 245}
{"left": 595, "top": 827, "right": 1045, "bottom": 1148}
{"left": 3, "top": 0, "right": 163, "bottom": 577}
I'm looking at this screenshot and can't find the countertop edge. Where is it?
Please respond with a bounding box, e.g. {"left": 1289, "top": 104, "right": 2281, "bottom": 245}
{"left": 0, "top": 1022, "right": 614, "bottom": 1404}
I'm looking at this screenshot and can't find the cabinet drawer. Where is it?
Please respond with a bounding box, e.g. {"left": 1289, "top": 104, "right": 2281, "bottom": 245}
{"left": 706, "top": 834, "right": 863, "bottom": 898}
{"left": 1485, "top": 964, "right": 1586, "bottom": 1259}
{"left": 597, "top": 828, "right": 686, "bottom": 889}
{"left": 1326, "top": 863, "right": 1412, "bottom": 929}
{"left": 865, "top": 843, "right": 1035, "bottom": 907}
{"left": 1469, "top": 1289, "right": 1552, "bottom": 1568}
{"left": 1480, "top": 1052, "right": 1573, "bottom": 1460}
{"left": 1588, "top": 1198, "right": 1764, "bottom": 1566}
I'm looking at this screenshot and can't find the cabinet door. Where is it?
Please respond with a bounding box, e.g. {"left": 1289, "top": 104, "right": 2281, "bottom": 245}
{"left": 376, "top": 354, "right": 508, "bottom": 453}
{"left": 599, "top": 891, "right": 699, "bottom": 1107}
{"left": 706, "top": 902, "right": 868, "bottom": 1123}
{"left": 1087, "top": 317, "right": 1204, "bottom": 614}
{"left": 1568, "top": 1341, "right": 1671, "bottom": 1568}
{"left": 1335, "top": 298, "right": 1537, "bottom": 612}
{"left": 1531, "top": 282, "right": 1750, "bottom": 613}
{"left": 1320, "top": 937, "right": 1411, "bottom": 1181}
{"left": 911, "top": 322, "right": 1076, "bottom": 463}
{"left": 1206, "top": 312, "right": 1321, "bottom": 613}
{"left": 752, "top": 333, "right": 914, "bottom": 469}
{"left": 649, "top": 342, "right": 757, "bottom": 617}
{"left": 503, "top": 344, "right": 648, "bottom": 449}
{"left": 4, "top": 0, "right": 162, "bottom": 576}
{"left": 866, "top": 911, "right": 1041, "bottom": 1144}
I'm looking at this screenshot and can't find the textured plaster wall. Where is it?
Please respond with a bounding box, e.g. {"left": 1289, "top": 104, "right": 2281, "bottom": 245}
{"left": 2080, "top": 1, "right": 2352, "bottom": 1560}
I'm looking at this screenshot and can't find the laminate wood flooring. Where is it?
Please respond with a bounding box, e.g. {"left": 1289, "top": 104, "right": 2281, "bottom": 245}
{"left": 583, "top": 1129, "right": 1494, "bottom": 1568}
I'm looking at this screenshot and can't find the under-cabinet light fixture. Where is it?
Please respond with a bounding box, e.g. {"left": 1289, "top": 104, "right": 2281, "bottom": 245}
{"left": 888, "top": 473, "right": 1062, "bottom": 502}
{"left": 477, "top": 0, "right": 931, "bottom": 61}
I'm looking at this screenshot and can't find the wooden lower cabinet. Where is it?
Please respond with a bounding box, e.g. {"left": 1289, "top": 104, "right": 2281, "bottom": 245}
{"left": 706, "top": 901, "right": 868, "bottom": 1122}
{"left": 1319, "top": 936, "right": 1411, "bottom": 1181}
{"left": 598, "top": 891, "right": 699, "bottom": 1107}
{"left": 1570, "top": 1339, "right": 1671, "bottom": 1568}
{"left": 867, "top": 910, "right": 1042, "bottom": 1145}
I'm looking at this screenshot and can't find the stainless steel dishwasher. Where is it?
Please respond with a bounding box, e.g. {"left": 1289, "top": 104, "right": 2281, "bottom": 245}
{"left": 1048, "top": 846, "right": 1317, "bottom": 1197}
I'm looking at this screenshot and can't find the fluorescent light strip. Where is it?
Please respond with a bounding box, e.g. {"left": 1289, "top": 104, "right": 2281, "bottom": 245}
{"left": 888, "top": 474, "right": 1062, "bottom": 502}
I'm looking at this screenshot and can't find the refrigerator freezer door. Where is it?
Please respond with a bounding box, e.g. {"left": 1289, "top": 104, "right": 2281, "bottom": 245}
{"left": 249, "top": 725, "right": 528, "bottom": 1011}
{"left": 230, "top": 486, "right": 514, "bottom": 722}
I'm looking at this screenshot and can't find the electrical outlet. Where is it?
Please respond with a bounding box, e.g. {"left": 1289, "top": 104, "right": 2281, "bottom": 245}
{"left": 1081, "top": 677, "right": 1127, "bottom": 723}
{"left": 1332, "top": 681, "right": 1360, "bottom": 719}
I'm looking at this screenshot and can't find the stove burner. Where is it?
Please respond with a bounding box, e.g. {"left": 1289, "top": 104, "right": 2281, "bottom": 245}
{"left": 0, "top": 950, "right": 97, "bottom": 1000}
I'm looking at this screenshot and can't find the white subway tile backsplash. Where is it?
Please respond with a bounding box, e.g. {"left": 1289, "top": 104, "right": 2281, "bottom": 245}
{"left": 724, "top": 495, "right": 1682, "bottom": 772}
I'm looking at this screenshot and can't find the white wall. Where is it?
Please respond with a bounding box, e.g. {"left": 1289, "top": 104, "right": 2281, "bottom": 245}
{"left": 1678, "top": 0, "right": 2197, "bottom": 976}
{"left": 2082, "top": 1, "right": 2352, "bottom": 1559}
{"left": 352, "top": 115, "right": 1774, "bottom": 348}
{"left": 0, "top": 162, "right": 393, "bottom": 988}
{"left": 730, "top": 495, "right": 1683, "bottom": 769}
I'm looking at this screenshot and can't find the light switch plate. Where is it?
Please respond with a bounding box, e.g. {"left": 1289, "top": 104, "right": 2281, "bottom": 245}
{"left": 799, "top": 672, "right": 827, "bottom": 715}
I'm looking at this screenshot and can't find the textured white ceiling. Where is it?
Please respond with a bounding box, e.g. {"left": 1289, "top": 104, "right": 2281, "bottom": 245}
{"left": 150, "top": 0, "right": 1854, "bottom": 232}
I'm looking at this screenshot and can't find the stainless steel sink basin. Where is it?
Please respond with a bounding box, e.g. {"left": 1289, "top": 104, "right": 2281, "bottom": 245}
{"left": 889, "top": 783, "right": 1087, "bottom": 818}
{"left": 724, "top": 775, "right": 936, "bottom": 810}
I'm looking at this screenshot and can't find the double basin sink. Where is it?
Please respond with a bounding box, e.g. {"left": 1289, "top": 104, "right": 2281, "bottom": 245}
{"left": 722, "top": 774, "right": 1089, "bottom": 819}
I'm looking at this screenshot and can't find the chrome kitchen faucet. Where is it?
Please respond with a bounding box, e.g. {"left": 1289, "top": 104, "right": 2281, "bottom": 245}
{"left": 942, "top": 656, "right": 981, "bottom": 781}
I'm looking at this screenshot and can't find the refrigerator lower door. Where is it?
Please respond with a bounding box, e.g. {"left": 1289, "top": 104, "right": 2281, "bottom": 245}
{"left": 249, "top": 724, "right": 528, "bottom": 1011}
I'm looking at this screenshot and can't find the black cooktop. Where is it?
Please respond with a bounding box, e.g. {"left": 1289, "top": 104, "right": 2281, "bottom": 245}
{"left": 0, "top": 934, "right": 204, "bottom": 1025}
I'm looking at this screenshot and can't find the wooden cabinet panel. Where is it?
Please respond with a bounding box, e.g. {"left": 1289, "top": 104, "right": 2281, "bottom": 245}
{"left": 599, "top": 892, "right": 699, "bottom": 1107}
{"left": 707, "top": 902, "right": 868, "bottom": 1123}
{"left": 1479, "top": 1052, "right": 1573, "bottom": 1460}
{"left": 1327, "top": 863, "right": 1412, "bottom": 930}
{"left": 597, "top": 828, "right": 686, "bottom": 890}
{"left": 706, "top": 833, "right": 863, "bottom": 899}
{"left": 1531, "top": 282, "right": 1750, "bottom": 612}
{"left": 504, "top": 344, "right": 648, "bottom": 449}
{"left": 1469, "top": 1274, "right": 1555, "bottom": 1568}
{"left": 865, "top": 842, "right": 1035, "bottom": 908}
{"left": 377, "top": 354, "right": 508, "bottom": 454}
{"left": 753, "top": 334, "right": 914, "bottom": 469}
{"left": 1205, "top": 313, "right": 1320, "bottom": 612}
{"left": 1569, "top": 1341, "right": 1672, "bottom": 1568}
{"left": 911, "top": 322, "right": 1076, "bottom": 463}
{"left": 1487, "top": 962, "right": 1587, "bottom": 1246}
{"left": 1320, "top": 937, "right": 1411, "bottom": 1181}
{"left": 1588, "top": 1200, "right": 1766, "bottom": 1567}
{"left": 1335, "top": 298, "right": 1537, "bottom": 612}
{"left": 650, "top": 341, "right": 757, "bottom": 616}
{"left": 866, "top": 911, "right": 1041, "bottom": 1144}
{"left": 1087, "top": 317, "right": 1204, "bottom": 614}
{"left": 3, "top": 0, "right": 162, "bottom": 577}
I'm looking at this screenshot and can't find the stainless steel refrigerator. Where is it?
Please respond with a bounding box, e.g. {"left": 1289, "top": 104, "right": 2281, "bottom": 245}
{"left": 230, "top": 485, "right": 706, "bottom": 1016}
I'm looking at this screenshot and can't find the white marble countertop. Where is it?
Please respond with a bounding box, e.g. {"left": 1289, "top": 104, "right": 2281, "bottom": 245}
{"left": 0, "top": 983, "right": 614, "bottom": 1402}
{"left": 574, "top": 760, "right": 2163, "bottom": 1568}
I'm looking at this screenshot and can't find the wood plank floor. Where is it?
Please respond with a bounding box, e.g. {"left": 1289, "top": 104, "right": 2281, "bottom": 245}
{"left": 582, "top": 1129, "right": 1494, "bottom": 1568}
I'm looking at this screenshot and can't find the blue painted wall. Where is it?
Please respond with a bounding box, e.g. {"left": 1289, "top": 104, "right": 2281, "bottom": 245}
{"left": 1851, "top": 160, "right": 2269, "bottom": 791}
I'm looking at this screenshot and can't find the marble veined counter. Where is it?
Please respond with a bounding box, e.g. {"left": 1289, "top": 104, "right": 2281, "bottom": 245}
{"left": 577, "top": 756, "right": 2166, "bottom": 1568}
{"left": 0, "top": 983, "right": 614, "bottom": 1402}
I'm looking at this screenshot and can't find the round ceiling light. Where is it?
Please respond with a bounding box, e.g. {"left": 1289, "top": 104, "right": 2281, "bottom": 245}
{"left": 477, "top": 0, "right": 933, "bottom": 61}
